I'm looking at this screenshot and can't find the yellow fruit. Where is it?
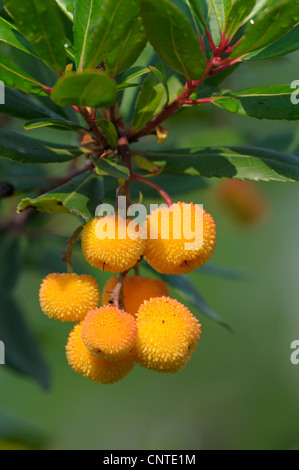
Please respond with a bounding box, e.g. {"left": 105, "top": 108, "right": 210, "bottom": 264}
{"left": 81, "top": 216, "right": 145, "bottom": 273}
{"left": 102, "top": 275, "right": 170, "bottom": 317}
{"left": 144, "top": 202, "right": 216, "bottom": 274}
{"left": 81, "top": 306, "right": 137, "bottom": 361}
{"left": 66, "top": 323, "right": 135, "bottom": 384}
{"left": 135, "top": 296, "right": 201, "bottom": 373}
{"left": 39, "top": 273, "right": 100, "bottom": 322}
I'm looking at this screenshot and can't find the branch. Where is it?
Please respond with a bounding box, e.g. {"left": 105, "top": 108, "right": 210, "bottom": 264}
{"left": 79, "top": 108, "right": 109, "bottom": 149}
{"left": 131, "top": 173, "right": 174, "bottom": 207}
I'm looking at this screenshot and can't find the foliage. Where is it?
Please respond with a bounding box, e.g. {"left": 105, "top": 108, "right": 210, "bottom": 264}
{"left": 0, "top": 0, "right": 298, "bottom": 391}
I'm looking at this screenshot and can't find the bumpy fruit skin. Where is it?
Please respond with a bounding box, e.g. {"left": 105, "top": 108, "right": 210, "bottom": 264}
{"left": 214, "top": 179, "right": 268, "bottom": 224}
{"left": 66, "top": 323, "right": 135, "bottom": 384}
{"left": 135, "top": 296, "right": 201, "bottom": 373}
{"left": 81, "top": 216, "right": 145, "bottom": 273}
{"left": 102, "top": 276, "right": 170, "bottom": 317}
{"left": 144, "top": 202, "right": 216, "bottom": 275}
{"left": 39, "top": 273, "right": 100, "bottom": 322}
{"left": 81, "top": 306, "right": 137, "bottom": 361}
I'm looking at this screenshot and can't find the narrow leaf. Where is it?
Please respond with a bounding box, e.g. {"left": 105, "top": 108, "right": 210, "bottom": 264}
{"left": 97, "top": 120, "right": 118, "bottom": 148}
{"left": 105, "top": 17, "right": 147, "bottom": 76}
{"left": 141, "top": 0, "right": 206, "bottom": 80}
{"left": 243, "top": 25, "right": 299, "bottom": 60}
{"left": 211, "top": 0, "right": 231, "bottom": 31}
{"left": 83, "top": 0, "right": 143, "bottom": 70}
{"left": 0, "top": 13, "right": 36, "bottom": 55}
{"left": 51, "top": 70, "right": 117, "bottom": 108}
{"left": 0, "top": 52, "right": 47, "bottom": 95}
{"left": 92, "top": 156, "right": 130, "bottom": 180}
{"left": 5, "top": 0, "right": 67, "bottom": 74}
{"left": 73, "top": 0, "right": 105, "bottom": 71}
{"left": 1, "top": 88, "right": 64, "bottom": 120}
{"left": 24, "top": 118, "right": 84, "bottom": 131}
{"left": 133, "top": 70, "right": 166, "bottom": 131}
{"left": 55, "top": 0, "right": 73, "bottom": 20}
{"left": 0, "top": 129, "right": 82, "bottom": 164}
{"left": 243, "top": 0, "right": 271, "bottom": 23}
{"left": 18, "top": 171, "right": 104, "bottom": 222}
{"left": 0, "top": 296, "right": 51, "bottom": 389}
{"left": 140, "top": 146, "right": 299, "bottom": 182}
{"left": 231, "top": 0, "right": 299, "bottom": 58}
{"left": 0, "top": 157, "right": 48, "bottom": 192}
{"left": 225, "top": 0, "right": 256, "bottom": 37}
{"left": 212, "top": 85, "right": 299, "bottom": 121}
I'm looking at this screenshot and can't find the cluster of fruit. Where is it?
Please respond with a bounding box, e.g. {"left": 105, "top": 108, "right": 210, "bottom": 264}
{"left": 39, "top": 202, "right": 216, "bottom": 384}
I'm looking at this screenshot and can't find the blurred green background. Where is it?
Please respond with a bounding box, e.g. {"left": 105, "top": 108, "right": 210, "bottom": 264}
{"left": 0, "top": 48, "right": 299, "bottom": 451}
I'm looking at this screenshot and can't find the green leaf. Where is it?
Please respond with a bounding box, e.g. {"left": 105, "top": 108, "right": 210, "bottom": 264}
{"left": 212, "top": 85, "right": 299, "bottom": 120}
{"left": 243, "top": 0, "right": 271, "bottom": 23}
{"left": 105, "top": 17, "right": 147, "bottom": 76}
{"left": 0, "top": 296, "right": 51, "bottom": 389}
{"left": 24, "top": 118, "right": 84, "bottom": 131}
{"left": 92, "top": 156, "right": 130, "bottom": 180}
{"left": 18, "top": 171, "right": 104, "bottom": 222}
{"left": 187, "top": 0, "right": 207, "bottom": 29}
{"left": 97, "top": 120, "right": 118, "bottom": 148}
{"left": 51, "top": 70, "right": 117, "bottom": 108}
{"left": 231, "top": 0, "right": 299, "bottom": 59}
{"left": 55, "top": 0, "right": 73, "bottom": 20}
{"left": 141, "top": 0, "right": 206, "bottom": 80}
{"left": 0, "top": 12, "right": 36, "bottom": 55}
{"left": 149, "top": 65, "right": 170, "bottom": 106}
{"left": 133, "top": 70, "right": 166, "bottom": 131}
{"left": 140, "top": 146, "right": 299, "bottom": 182}
{"left": 4, "top": 0, "right": 67, "bottom": 74}
{"left": 144, "top": 264, "right": 233, "bottom": 331}
{"left": 243, "top": 25, "right": 299, "bottom": 60}
{"left": 0, "top": 52, "right": 47, "bottom": 95}
{"left": 225, "top": 0, "right": 256, "bottom": 37}
{"left": 200, "top": 263, "right": 250, "bottom": 281}
{"left": 82, "top": 0, "right": 143, "bottom": 70}
{"left": 73, "top": 0, "right": 105, "bottom": 71}
{"left": 1, "top": 88, "right": 64, "bottom": 120}
{"left": 211, "top": 0, "right": 231, "bottom": 31}
{"left": 118, "top": 66, "right": 151, "bottom": 85}
{"left": 0, "top": 129, "right": 82, "bottom": 164}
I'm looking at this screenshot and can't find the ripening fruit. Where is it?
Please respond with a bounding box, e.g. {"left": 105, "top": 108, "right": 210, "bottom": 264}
{"left": 101, "top": 276, "right": 170, "bottom": 317}
{"left": 214, "top": 179, "right": 268, "bottom": 224}
{"left": 81, "top": 216, "right": 145, "bottom": 273}
{"left": 66, "top": 323, "right": 135, "bottom": 384}
{"left": 144, "top": 202, "right": 216, "bottom": 275}
{"left": 81, "top": 306, "right": 137, "bottom": 361}
{"left": 39, "top": 273, "right": 100, "bottom": 322}
{"left": 135, "top": 296, "right": 201, "bottom": 373}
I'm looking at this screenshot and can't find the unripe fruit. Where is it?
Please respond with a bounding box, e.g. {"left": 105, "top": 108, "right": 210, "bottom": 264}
{"left": 214, "top": 179, "right": 268, "bottom": 224}
{"left": 135, "top": 296, "right": 201, "bottom": 373}
{"left": 39, "top": 273, "right": 100, "bottom": 322}
{"left": 144, "top": 202, "right": 216, "bottom": 275}
{"left": 81, "top": 216, "right": 145, "bottom": 273}
{"left": 81, "top": 306, "right": 137, "bottom": 361}
{"left": 66, "top": 323, "right": 135, "bottom": 384}
{"left": 102, "top": 275, "right": 170, "bottom": 317}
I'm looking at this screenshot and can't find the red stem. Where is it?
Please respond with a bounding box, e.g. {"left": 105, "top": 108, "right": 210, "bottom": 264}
{"left": 131, "top": 173, "right": 174, "bottom": 207}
